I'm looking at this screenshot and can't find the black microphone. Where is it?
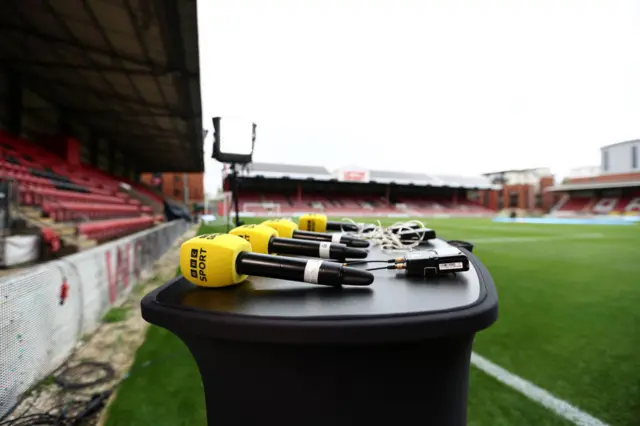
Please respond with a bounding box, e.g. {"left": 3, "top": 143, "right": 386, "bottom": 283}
{"left": 326, "top": 221, "right": 359, "bottom": 232}
{"left": 262, "top": 219, "right": 370, "bottom": 248}
{"left": 269, "top": 238, "right": 366, "bottom": 261}
{"left": 292, "top": 230, "right": 370, "bottom": 248}
{"left": 229, "top": 224, "right": 367, "bottom": 261}
{"left": 298, "top": 214, "right": 360, "bottom": 232}
{"left": 236, "top": 252, "right": 373, "bottom": 286}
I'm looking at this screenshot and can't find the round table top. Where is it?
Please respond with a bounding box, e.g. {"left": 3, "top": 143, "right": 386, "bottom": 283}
{"left": 142, "top": 238, "right": 498, "bottom": 343}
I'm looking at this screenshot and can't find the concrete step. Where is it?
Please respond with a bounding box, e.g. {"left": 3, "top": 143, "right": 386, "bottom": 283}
{"left": 19, "top": 206, "right": 40, "bottom": 213}
{"left": 21, "top": 210, "right": 42, "bottom": 218}
{"left": 53, "top": 226, "right": 77, "bottom": 237}
{"left": 61, "top": 235, "right": 97, "bottom": 250}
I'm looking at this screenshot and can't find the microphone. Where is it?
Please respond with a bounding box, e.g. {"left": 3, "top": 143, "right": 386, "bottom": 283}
{"left": 262, "top": 219, "right": 369, "bottom": 248}
{"left": 229, "top": 224, "right": 367, "bottom": 261}
{"left": 298, "top": 213, "right": 359, "bottom": 233}
{"left": 180, "top": 233, "right": 374, "bottom": 288}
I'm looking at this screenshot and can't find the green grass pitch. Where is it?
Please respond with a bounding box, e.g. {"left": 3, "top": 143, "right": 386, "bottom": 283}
{"left": 104, "top": 217, "right": 640, "bottom": 426}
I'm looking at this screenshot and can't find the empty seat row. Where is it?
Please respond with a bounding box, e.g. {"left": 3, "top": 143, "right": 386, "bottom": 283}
{"left": 42, "top": 201, "right": 144, "bottom": 221}
{"left": 19, "top": 186, "right": 129, "bottom": 206}
{"left": 30, "top": 168, "right": 71, "bottom": 183}
{"left": 0, "top": 161, "right": 29, "bottom": 173}
{"left": 78, "top": 216, "right": 156, "bottom": 241}
{"left": 1, "top": 166, "right": 90, "bottom": 193}
{"left": 2, "top": 170, "right": 54, "bottom": 187}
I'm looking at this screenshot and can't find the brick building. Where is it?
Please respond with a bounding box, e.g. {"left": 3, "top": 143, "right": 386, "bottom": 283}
{"left": 482, "top": 168, "right": 557, "bottom": 212}
{"left": 140, "top": 172, "right": 205, "bottom": 205}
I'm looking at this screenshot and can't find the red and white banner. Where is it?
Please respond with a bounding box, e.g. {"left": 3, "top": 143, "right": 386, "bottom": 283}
{"left": 338, "top": 169, "right": 370, "bottom": 183}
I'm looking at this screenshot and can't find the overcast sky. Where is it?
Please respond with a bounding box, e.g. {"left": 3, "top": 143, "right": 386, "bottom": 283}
{"left": 197, "top": 0, "right": 640, "bottom": 195}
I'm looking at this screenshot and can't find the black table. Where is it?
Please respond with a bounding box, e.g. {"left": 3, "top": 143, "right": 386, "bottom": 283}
{"left": 142, "top": 238, "right": 498, "bottom": 426}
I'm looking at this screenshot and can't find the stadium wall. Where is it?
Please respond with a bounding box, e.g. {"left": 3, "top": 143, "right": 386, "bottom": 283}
{"left": 0, "top": 219, "right": 191, "bottom": 418}
{"left": 140, "top": 172, "right": 205, "bottom": 205}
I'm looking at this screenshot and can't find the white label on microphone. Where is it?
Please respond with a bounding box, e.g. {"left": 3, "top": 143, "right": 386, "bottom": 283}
{"left": 319, "top": 242, "right": 331, "bottom": 258}
{"left": 303, "top": 259, "right": 323, "bottom": 284}
{"left": 331, "top": 233, "right": 343, "bottom": 243}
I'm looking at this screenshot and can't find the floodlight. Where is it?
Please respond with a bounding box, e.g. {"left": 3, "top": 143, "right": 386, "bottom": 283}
{"left": 212, "top": 117, "right": 256, "bottom": 165}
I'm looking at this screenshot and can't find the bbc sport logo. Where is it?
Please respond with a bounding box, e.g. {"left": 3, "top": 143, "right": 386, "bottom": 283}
{"left": 190, "top": 248, "right": 198, "bottom": 278}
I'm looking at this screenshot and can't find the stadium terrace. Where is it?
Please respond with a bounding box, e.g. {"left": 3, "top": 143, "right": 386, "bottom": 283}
{"left": 222, "top": 162, "right": 501, "bottom": 217}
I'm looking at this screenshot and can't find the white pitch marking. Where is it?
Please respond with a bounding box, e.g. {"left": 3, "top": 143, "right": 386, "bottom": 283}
{"left": 471, "top": 353, "right": 610, "bottom": 426}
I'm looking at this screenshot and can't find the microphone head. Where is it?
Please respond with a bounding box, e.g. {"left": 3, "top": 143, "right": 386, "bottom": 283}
{"left": 180, "top": 233, "right": 251, "bottom": 288}
{"left": 298, "top": 213, "right": 328, "bottom": 232}
{"left": 229, "top": 224, "right": 277, "bottom": 254}
{"left": 261, "top": 219, "right": 298, "bottom": 238}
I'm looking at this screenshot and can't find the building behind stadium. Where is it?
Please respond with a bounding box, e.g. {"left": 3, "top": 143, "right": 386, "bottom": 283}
{"left": 546, "top": 140, "right": 640, "bottom": 215}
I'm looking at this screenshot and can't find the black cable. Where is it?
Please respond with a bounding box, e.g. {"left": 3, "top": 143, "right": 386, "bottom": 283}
{"left": 0, "top": 394, "right": 109, "bottom": 426}
{"left": 365, "top": 265, "right": 401, "bottom": 272}
{"left": 344, "top": 259, "right": 394, "bottom": 266}
{"left": 1, "top": 350, "right": 184, "bottom": 425}
{"left": 54, "top": 362, "right": 115, "bottom": 390}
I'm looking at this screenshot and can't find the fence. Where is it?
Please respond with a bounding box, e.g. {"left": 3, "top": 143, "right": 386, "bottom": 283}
{"left": 0, "top": 219, "right": 192, "bottom": 418}
{"left": 0, "top": 179, "right": 19, "bottom": 268}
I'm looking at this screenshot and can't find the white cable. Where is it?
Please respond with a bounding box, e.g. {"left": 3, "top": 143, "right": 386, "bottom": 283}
{"left": 334, "top": 217, "right": 430, "bottom": 253}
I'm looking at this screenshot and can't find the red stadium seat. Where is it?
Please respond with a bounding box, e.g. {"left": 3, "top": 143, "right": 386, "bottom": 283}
{"left": 42, "top": 201, "right": 143, "bottom": 222}
{"left": 20, "top": 186, "right": 126, "bottom": 206}
{"left": 78, "top": 217, "right": 155, "bottom": 241}
{"left": 556, "top": 197, "right": 592, "bottom": 212}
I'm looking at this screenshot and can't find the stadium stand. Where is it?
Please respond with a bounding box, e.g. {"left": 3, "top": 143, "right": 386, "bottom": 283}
{"left": 223, "top": 162, "right": 499, "bottom": 217}
{"left": 548, "top": 184, "right": 640, "bottom": 217}
{"left": 551, "top": 191, "right": 640, "bottom": 216}
{"left": 546, "top": 141, "right": 640, "bottom": 217}
{"left": 1, "top": 131, "right": 160, "bottom": 252}
{"left": 0, "top": 0, "right": 202, "bottom": 267}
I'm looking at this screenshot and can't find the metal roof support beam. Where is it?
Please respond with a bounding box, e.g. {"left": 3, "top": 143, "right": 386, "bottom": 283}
{"left": 23, "top": 75, "right": 170, "bottom": 110}
{"left": 6, "top": 70, "right": 23, "bottom": 135}
{"left": 0, "top": 23, "right": 164, "bottom": 70}
{"left": 40, "top": 0, "right": 144, "bottom": 122}
{"left": 75, "top": 115, "right": 184, "bottom": 136}
{"left": 0, "top": 58, "right": 185, "bottom": 76}
{"left": 22, "top": 107, "right": 184, "bottom": 117}
{"left": 80, "top": 0, "right": 156, "bottom": 123}
{"left": 155, "top": 0, "right": 202, "bottom": 171}
{"left": 86, "top": 124, "right": 183, "bottom": 138}
{"left": 123, "top": 0, "right": 183, "bottom": 138}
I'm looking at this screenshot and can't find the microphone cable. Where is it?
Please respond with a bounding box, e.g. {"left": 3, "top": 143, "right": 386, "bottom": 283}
{"left": 342, "top": 257, "right": 405, "bottom": 266}
{"left": 0, "top": 350, "right": 186, "bottom": 426}
{"left": 364, "top": 263, "right": 407, "bottom": 272}
{"left": 342, "top": 258, "right": 407, "bottom": 272}
{"left": 336, "top": 218, "right": 431, "bottom": 252}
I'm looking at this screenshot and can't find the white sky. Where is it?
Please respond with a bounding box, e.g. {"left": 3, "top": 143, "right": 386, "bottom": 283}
{"left": 197, "top": 0, "right": 640, "bottom": 195}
